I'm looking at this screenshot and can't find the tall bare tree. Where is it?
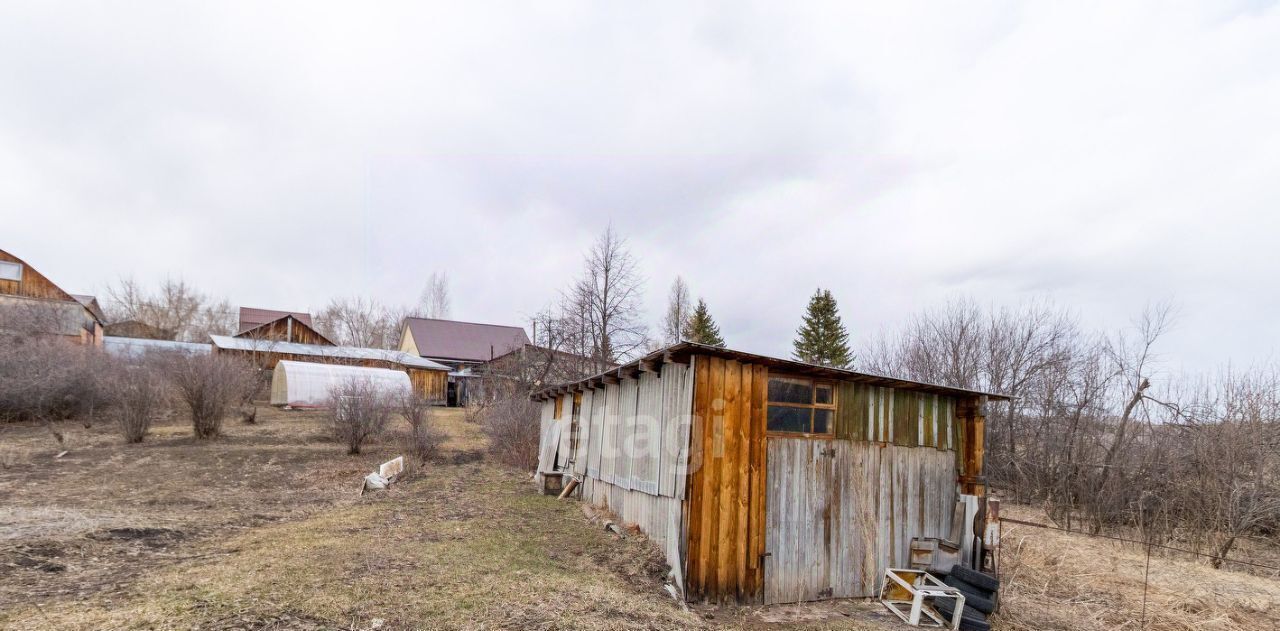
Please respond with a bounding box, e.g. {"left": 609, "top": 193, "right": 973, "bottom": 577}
{"left": 105, "top": 277, "right": 235, "bottom": 342}
{"left": 563, "top": 226, "right": 647, "bottom": 370}
{"left": 419, "top": 271, "right": 452, "bottom": 319}
{"left": 314, "top": 296, "right": 404, "bottom": 349}
{"left": 663, "top": 276, "right": 692, "bottom": 345}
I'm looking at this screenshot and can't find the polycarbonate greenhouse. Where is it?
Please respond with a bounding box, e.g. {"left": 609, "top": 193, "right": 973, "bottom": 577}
{"left": 270, "top": 360, "right": 411, "bottom": 408}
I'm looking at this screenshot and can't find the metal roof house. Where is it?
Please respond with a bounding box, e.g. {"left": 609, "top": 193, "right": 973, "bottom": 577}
{"left": 533, "top": 342, "right": 1007, "bottom": 605}
{"left": 398, "top": 317, "right": 530, "bottom": 368}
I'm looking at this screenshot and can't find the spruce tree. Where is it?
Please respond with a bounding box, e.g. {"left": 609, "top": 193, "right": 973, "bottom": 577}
{"left": 791, "top": 288, "right": 852, "bottom": 368}
{"left": 683, "top": 298, "right": 726, "bottom": 347}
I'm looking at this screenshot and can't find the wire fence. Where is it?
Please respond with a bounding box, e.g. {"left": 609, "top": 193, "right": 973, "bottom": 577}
{"left": 999, "top": 515, "right": 1280, "bottom": 630}
{"left": 999, "top": 516, "right": 1280, "bottom": 572}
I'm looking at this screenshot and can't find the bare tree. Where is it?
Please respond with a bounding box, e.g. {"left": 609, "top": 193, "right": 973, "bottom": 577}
{"left": 104, "top": 277, "right": 235, "bottom": 342}
{"left": 419, "top": 271, "right": 452, "bottom": 320}
{"left": 663, "top": 276, "right": 692, "bottom": 345}
{"left": 314, "top": 296, "right": 404, "bottom": 349}
{"left": 563, "top": 226, "right": 648, "bottom": 370}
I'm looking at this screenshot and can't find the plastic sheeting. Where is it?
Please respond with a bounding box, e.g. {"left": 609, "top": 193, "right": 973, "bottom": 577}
{"left": 270, "top": 360, "right": 411, "bottom": 408}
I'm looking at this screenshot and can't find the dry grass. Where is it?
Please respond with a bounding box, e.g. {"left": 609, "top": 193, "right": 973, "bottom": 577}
{"left": 0, "top": 406, "right": 704, "bottom": 630}
{"left": 4, "top": 406, "right": 1279, "bottom": 630}
{"left": 993, "top": 504, "right": 1280, "bottom": 631}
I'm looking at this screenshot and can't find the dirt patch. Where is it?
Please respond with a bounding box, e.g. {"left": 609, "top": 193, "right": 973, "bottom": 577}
{"left": 4, "top": 542, "right": 68, "bottom": 573}
{"left": 88, "top": 526, "right": 184, "bottom": 543}
{"left": 449, "top": 449, "right": 484, "bottom": 465}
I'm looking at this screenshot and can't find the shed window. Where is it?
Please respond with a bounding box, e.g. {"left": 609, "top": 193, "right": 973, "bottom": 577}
{"left": 0, "top": 261, "right": 21, "bottom": 282}
{"left": 766, "top": 375, "right": 836, "bottom": 435}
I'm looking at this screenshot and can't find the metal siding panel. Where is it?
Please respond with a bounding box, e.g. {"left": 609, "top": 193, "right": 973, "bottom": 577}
{"left": 587, "top": 385, "right": 606, "bottom": 477}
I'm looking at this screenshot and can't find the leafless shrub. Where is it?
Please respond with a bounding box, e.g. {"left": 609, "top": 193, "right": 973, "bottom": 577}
{"left": 402, "top": 423, "right": 446, "bottom": 466}
{"left": 111, "top": 362, "right": 166, "bottom": 443}
{"left": 161, "top": 353, "right": 258, "bottom": 439}
{"left": 479, "top": 381, "right": 542, "bottom": 470}
{"left": 0, "top": 314, "right": 113, "bottom": 444}
{"left": 395, "top": 391, "right": 445, "bottom": 465}
{"left": 328, "top": 377, "right": 395, "bottom": 454}
{"left": 397, "top": 391, "right": 431, "bottom": 432}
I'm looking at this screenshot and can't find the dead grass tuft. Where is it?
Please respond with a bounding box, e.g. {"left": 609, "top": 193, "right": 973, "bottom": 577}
{"left": 993, "top": 504, "right": 1280, "bottom": 631}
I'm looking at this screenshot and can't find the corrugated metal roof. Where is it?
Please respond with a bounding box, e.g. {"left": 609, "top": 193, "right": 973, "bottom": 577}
{"left": 403, "top": 317, "right": 530, "bottom": 362}
{"left": 238, "top": 307, "right": 313, "bottom": 334}
{"left": 532, "top": 341, "right": 1012, "bottom": 401}
{"left": 104, "top": 336, "right": 212, "bottom": 357}
{"left": 210, "top": 335, "right": 450, "bottom": 371}
{"left": 70, "top": 294, "right": 105, "bottom": 323}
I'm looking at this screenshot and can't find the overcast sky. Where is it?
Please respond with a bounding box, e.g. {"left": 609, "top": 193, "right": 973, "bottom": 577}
{"left": 3, "top": 1, "right": 1278, "bottom": 373}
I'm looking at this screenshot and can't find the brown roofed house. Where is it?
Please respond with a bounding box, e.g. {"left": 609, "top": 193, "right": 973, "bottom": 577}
{"left": 236, "top": 307, "right": 333, "bottom": 346}
{"left": 398, "top": 317, "right": 530, "bottom": 368}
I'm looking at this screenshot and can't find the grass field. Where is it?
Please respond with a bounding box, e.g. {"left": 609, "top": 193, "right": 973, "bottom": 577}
{"left": 2, "top": 406, "right": 1278, "bottom": 630}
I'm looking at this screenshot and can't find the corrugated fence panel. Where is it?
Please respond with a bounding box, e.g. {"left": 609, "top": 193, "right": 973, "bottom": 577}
{"left": 616, "top": 377, "right": 640, "bottom": 490}
{"left": 660, "top": 359, "right": 694, "bottom": 499}
{"left": 573, "top": 388, "right": 595, "bottom": 476}
{"left": 632, "top": 371, "right": 664, "bottom": 496}
{"left": 586, "top": 385, "right": 606, "bottom": 477}
{"left": 600, "top": 381, "right": 621, "bottom": 484}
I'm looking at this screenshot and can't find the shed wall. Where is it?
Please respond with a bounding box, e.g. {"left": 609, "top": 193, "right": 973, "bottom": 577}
{"left": 535, "top": 360, "right": 695, "bottom": 594}
{"left": 763, "top": 439, "right": 956, "bottom": 603}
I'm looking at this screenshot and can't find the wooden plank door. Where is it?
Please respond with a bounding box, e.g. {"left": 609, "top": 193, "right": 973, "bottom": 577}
{"left": 765, "top": 438, "right": 882, "bottom": 603}
{"left": 764, "top": 437, "right": 836, "bottom": 604}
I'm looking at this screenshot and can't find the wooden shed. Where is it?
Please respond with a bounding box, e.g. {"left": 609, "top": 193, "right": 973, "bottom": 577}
{"left": 533, "top": 342, "right": 1007, "bottom": 605}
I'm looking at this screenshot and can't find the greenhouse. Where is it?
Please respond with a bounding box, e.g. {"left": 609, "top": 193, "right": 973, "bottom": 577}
{"left": 270, "top": 360, "right": 411, "bottom": 408}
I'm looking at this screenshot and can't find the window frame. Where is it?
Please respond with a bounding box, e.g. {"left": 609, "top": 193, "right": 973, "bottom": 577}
{"left": 0, "top": 261, "right": 22, "bottom": 282}
{"left": 765, "top": 373, "right": 838, "bottom": 437}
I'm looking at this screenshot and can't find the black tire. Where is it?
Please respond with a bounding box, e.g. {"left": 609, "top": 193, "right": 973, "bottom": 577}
{"left": 932, "top": 598, "right": 991, "bottom": 631}
{"left": 952, "top": 575, "right": 998, "bottom": 604}
{"left": 951, "top": 565, "right": 1000, "bottom": 593}
{"left": 943, "top": 576, "right": 997, "bottom": 614}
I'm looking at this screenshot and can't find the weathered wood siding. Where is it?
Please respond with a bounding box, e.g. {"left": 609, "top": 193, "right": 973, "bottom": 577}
{"left": 763, "top": 439, "right": 956, "bottom": 603}
{"left": 835, "top": 383, "right": 957, "bottom": 450}
{"left": 406, "top": 368, "right": 447, "bottom": 403}
{"left": 685, "top": 356, "right": 768, "bottom": 603}
{"left": 237, "top": 317, "right": 333, "bottom": 346}
{"left": 0, "top": 249, "right": 75, "bottom": 301}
